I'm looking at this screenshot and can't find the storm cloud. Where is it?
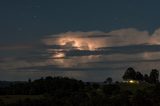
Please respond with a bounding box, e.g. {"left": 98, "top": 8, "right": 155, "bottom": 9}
{"left": 1, "top": 28, "right": 160, "bottom": 81}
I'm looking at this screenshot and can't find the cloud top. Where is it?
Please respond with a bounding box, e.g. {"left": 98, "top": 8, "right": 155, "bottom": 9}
{"left": 43, "top": 28, "right": 160, "bottom": 50}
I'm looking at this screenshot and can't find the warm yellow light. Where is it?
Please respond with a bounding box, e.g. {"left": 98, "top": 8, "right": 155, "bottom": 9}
{"left": 57, "top": 37, "right": 99, "bottom": 50}
{"left": 129, "top": 80, "right": 134, "bottom": 83}
{"left": 53, "top": 52, "right": 65, "bottom": 58}
{"left": 128, "top": 80, "right": 139, "bottom": 84}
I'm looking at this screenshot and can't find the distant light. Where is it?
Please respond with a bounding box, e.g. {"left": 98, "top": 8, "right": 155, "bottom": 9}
{"left": 123, "top": 80, "right": 139, "bottom": 84}
{"left": 129, "top": 80, "right": 134, "bottom": 83}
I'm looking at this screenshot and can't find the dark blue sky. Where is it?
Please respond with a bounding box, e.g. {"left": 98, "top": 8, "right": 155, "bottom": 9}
{"left": 1, "top": 0, "right": 160, "bottom": 43}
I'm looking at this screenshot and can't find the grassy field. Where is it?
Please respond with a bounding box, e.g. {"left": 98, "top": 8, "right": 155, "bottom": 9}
{"left": 0, "top": 95, "right": 43, "bottom": 104}
{"left": 119, "top": 82, "right": 154, "bottom": 93}
{"left": 0, "top": 83, "right": 155, "bottom": 105}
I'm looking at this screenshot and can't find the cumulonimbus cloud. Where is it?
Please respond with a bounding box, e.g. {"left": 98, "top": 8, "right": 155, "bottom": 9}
{"left": 3, "top": 28, "right": 160, "bottom": 72}
{"left": 150, "top": 28, "right": 160, "bottom": 44}
{"left": 43, "top": 28, "right": 160, "bottom": 50}
{"left": 42, "top": 28, "right": 160, "bottom": 61}
{"left": 2, "top": 28, "right": 160, "bottom": 81}
{"left": 39, "top": 28, "right": 160, "bottom": 69}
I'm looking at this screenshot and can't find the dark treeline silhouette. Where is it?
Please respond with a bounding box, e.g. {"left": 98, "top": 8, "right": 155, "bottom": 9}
{"left": 123, "top": 67, "right": 159, "bottom": 84}
{"left": 0, "top": 67, "right": 160, "bottom": 106}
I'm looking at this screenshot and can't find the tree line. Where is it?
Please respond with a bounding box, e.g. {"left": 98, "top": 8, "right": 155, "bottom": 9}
{"left": 122, "top": 67, "right": 159, "bottom": 84}
{"left": 0, "top": 67, "right": 159, "bottom": 106}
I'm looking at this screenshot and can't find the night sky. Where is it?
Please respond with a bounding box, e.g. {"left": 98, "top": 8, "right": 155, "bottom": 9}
{"left": 1, "top": 0, "right": 160, "bottom": 81}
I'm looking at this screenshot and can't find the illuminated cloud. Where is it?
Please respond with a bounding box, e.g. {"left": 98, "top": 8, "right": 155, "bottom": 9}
{"left": 107, "top": 28, "right": 150, "bottom": 46}
{"left": 43, "top": 28, "right": 154, "bottom": 50}
{"left": 43, "top": 31, "right": 108, "bottom": 50}
{"left": 1, "top": 28, "right": 160, "bottom": 71}
{"left": 38, "top": 28, "right": 160, "bottom": 72}
{"left": 149, "top": 28, "right": 160, "bottom": 44}
{"left": 2, "top": 28, "right": 160, "bottom": 81}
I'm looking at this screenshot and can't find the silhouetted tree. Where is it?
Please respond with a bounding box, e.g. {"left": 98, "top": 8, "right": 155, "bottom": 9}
{"left": 144, "top": 74, "right": 150, "bottom": 83}
{"left": 92, "top": 83, "right": 100, "bottom": 89}
{"left": 28, "top": 78, "right": 32, "bottom": 83}
{"left": 104, "top": 77, "right": 113, "bottom": 84}
{"left": 135, "top": 71, "right": 143, "bottom": 81}
{"left": 123, "top": 67, "right": 136, "bottom": 80}
{"left": 150, "top": 69, "right": 159, "bottom": 84}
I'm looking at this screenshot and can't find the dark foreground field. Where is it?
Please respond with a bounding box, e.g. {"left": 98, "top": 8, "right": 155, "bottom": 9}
{"left": 0, "top": 76, "right": 159, "bottom": 106}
